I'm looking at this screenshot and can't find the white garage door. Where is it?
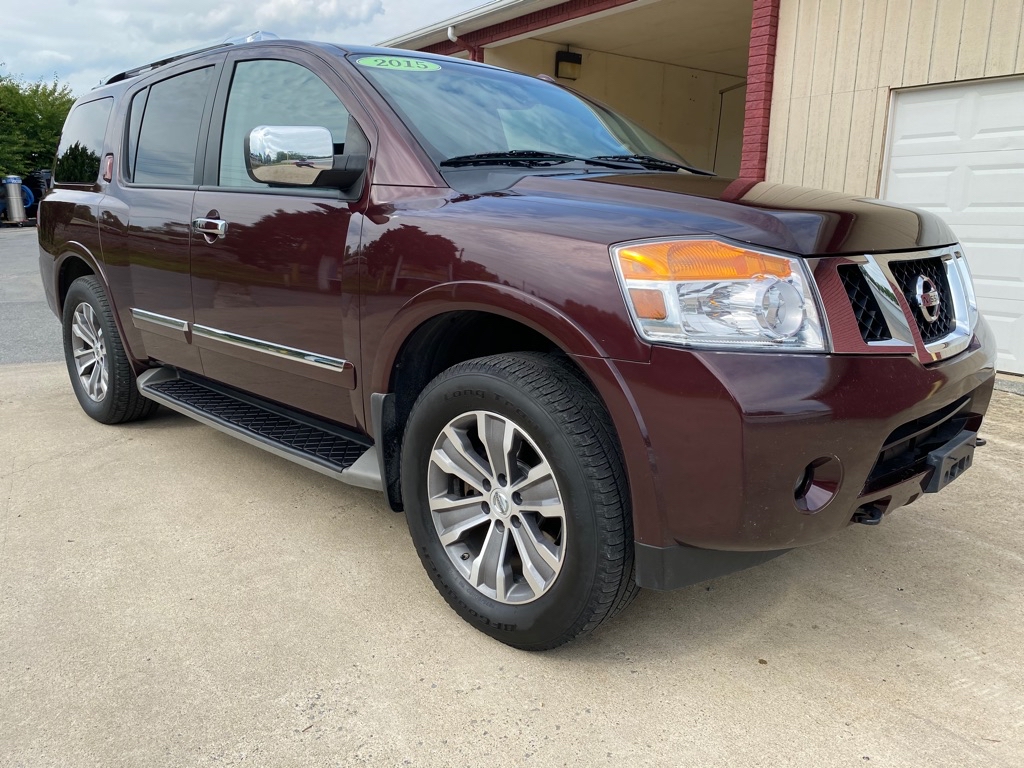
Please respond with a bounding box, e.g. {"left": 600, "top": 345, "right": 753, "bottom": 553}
{"left": 883, "top": 76, "right": 1024, "bottom": 374}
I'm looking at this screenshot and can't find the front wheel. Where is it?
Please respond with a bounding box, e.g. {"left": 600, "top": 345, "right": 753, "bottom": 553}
{"left": 401, "top": 353, "right": 637, "bottom": 650}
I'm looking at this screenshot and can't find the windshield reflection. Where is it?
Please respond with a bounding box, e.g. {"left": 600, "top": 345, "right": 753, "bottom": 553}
{"left": 352, "top": 55, "right": 690, "bottom": 167}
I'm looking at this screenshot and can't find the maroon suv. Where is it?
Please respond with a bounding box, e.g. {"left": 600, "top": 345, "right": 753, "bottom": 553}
{"left": 38, "top": 38, "right": 996, "bottom": 649}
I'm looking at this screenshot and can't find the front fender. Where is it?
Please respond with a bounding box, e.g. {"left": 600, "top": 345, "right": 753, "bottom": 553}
{"left": 369, "top": 280, "right": 662, "bottom": 543}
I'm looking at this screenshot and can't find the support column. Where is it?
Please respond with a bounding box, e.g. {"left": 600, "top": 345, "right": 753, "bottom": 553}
{"left": 739, "top": 0, "right": 781, "bottom": 180}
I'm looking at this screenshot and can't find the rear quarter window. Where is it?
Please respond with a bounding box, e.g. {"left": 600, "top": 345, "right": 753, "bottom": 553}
{"left": 54, "top": 97, "right": 113, "bottom": 184}
{"left": 133, "top": 67, "right": 213, "bottom": 186}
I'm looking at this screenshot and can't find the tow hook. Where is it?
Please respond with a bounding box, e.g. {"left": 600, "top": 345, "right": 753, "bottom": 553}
{"left": 976, "top": 437, "right": 987, "bottom": 446}
{"left": 852, "top": 504, "right": 885, "bottom": 525}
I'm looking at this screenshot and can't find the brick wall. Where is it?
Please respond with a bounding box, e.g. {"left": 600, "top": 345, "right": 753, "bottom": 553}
{"left": 739, "top": 0, "right": 780, "bottom": 180}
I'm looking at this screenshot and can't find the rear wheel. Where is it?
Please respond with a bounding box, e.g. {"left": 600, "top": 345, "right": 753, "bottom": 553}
{"left": 401, "top": 352, "right": 636, "bottom": 649}
{"left": 62, "top": 276, "right": 156, "bottom": 424}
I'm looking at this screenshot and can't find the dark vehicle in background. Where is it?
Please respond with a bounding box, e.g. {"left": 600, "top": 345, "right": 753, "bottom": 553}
{"left": 37, "top": 38, "right": 995, "bottom": 649}
{"left": 24, "top": 169, "right": 51, "bottom": 220}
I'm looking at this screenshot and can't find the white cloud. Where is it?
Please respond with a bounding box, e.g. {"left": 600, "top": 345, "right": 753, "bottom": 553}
{"left": 24, "top": 50, "right": 75, "bottom": 67}
{"left": 1, "top": 0, "right": 486, "bottom": 95}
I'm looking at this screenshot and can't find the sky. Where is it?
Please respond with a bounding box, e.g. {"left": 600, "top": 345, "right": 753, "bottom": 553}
{"left": 0, "top": 0, "right": 487, "bottom": 96}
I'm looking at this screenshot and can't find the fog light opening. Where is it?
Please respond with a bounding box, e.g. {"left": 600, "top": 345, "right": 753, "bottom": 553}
{"left": 794, "top": 456, "right": 843, "bottom": 513}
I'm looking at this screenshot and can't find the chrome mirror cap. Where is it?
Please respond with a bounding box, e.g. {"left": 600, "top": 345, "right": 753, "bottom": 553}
{"left": 244, "top": 125, "right": 333, "bottom": 186}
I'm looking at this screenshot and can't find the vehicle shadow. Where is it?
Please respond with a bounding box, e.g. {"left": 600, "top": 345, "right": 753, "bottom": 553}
{"left": 117, "top": 405, "right": 1009, "bottom": 669}
{"left": 546, "top": 512, "right": 992, "bottom": 664}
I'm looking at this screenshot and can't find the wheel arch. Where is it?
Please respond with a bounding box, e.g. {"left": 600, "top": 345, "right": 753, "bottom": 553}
{"left": 369, "top": 282, "right": 655, "bottom": 521}
{"left": 55, "top": 247, "right": 105, "bottom": 315}
{"left": 55, "top": 249, "right": 145, "bottom": 371}
{"left": 370, "top": 282, "right": 611, "bottom": 402}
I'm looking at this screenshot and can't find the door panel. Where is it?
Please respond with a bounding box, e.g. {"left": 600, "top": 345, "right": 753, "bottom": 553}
{"left": 189, "top": 193, "right": 361, "bottom": 424}
{"left": 113, "top": 62, "right": 219, "bottom": 372}
{"left": 190, "top": 54, "right": 367, "bottom": 427}
{"left": 118, "top": 188, "right": 201, "bottom": 371}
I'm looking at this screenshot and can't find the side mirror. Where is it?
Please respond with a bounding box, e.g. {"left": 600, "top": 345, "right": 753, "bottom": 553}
{"left": 245, "top": 125, "right": 334, "bottom": 186}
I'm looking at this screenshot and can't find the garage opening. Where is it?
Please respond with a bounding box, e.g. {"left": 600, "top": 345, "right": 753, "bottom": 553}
{"left": 883, "top": 76, "right": 1024, "bottom": 374}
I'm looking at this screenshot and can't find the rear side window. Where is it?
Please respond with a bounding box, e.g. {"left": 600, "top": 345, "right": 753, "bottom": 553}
{"left": 124, "top": 88, "right": 149, "bottom": 181}
{"left": 54, "top": 98, "right": 113, "bottom": 184}
{"left": 133, "top": 67, "right": 213, "bottom": 185}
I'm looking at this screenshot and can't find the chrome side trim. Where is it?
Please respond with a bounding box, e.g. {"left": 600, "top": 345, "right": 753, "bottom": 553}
{"left": 131, "top": 308, "right": 189, "bottom": 332}
{"left": 191, "top": 325, "right": 353, "bottom": 373}
{"left": 131, "top": 308, "right": 190, "bottom": 342}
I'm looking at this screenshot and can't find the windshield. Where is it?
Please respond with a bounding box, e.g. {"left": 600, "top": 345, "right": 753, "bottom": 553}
{"left": 350, "top": 54, "right": 690, "bottom": 167}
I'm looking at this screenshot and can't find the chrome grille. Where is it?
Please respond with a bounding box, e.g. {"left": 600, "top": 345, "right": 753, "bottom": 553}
{"left": 888, "top": 257, "right": 956, "bottom": 343}
{"left": 838, "top": 264, "right": 891, "bottom": 343}
{"left": 838, "top": 246, "right": 977, "bottom": 363}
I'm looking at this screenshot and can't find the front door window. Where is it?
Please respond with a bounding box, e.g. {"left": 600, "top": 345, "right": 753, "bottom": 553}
{"left": 219, "top": 59, "right": 353, "bottom": 189}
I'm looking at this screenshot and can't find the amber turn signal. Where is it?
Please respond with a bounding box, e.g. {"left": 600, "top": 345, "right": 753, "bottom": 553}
{"left": 617, "top": 239, "right": 793, "bottom": 281}
{"left": 628, "top": 288, "right": 668, "bottom": 320}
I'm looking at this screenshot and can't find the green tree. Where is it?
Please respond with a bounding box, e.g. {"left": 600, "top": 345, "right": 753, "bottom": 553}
{"left": 0, "top": 63, "right": 75, "bottom": 177}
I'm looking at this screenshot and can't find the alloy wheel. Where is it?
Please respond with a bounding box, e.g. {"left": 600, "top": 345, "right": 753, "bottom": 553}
{"left": 70, "top": 302, "right": 108, "bottom": 402}
{"left": 427, "top": 410, "right": 566, "bottom": 604}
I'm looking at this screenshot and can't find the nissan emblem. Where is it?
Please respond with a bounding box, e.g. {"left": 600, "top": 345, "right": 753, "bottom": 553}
{"left": 915, "top": 275, "right": 941, "bottom": 323}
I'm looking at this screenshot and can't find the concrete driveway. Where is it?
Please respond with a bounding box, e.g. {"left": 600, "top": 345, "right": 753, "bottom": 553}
{"left": 2, "top": 228, "right": 1023, "bottom": 767}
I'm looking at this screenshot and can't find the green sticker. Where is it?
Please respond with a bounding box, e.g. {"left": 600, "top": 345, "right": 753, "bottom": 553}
{"left": 356, "top": 56, "right": 441, "bottom": 72}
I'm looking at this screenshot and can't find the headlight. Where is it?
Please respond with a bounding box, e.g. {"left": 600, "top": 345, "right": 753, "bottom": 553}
{"left": 612, "top": 238, "right": 827, "bottom": 351}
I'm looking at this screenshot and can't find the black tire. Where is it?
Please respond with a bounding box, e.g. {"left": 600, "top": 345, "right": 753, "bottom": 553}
{"left": 62, "top": 276, "right": 157, "bottom": 424}
{"left": 401, "top": 352, "right": 635, "bottom": 650}
{"left": 529, "top": 352, "right": 641, "bottom": 619}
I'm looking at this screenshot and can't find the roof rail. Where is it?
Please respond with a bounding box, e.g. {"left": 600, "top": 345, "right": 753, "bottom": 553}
{"left": 101, "top": 31, "right": 280, "bottom": 86}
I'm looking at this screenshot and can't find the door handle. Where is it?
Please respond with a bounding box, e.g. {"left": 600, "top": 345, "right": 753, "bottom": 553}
{"left": 192, "top": 217, "right": 228, "bottom": 239}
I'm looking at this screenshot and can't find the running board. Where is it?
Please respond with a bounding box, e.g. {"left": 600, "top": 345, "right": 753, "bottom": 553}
{"left": 136, "top": 368, "right": 383, "bottom": 492}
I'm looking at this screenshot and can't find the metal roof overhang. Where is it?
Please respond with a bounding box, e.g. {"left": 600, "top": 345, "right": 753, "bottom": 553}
{"left": 379, "top": 0, "right": 752, "bottom": 77}
{"left": 378, "top": 0, "right": 572, "bottom": 50}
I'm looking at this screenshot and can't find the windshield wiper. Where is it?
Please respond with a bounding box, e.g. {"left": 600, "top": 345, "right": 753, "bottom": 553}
{"left": 440, "top": 150, "right": 634, "bottom": 170}
{"left": 590, "top": 154, "right": 715, "bottom": 175}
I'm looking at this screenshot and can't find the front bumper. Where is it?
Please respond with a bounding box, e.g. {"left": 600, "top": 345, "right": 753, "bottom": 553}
{"left": 611, "top": 320, "right": 996, "bottom": 589}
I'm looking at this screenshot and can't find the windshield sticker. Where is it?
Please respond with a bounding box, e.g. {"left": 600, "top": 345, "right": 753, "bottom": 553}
{"left": 356, "top": 56, "right": 441, "bottom": 72}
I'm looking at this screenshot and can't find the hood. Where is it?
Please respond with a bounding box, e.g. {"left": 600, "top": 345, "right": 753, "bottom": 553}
{"left": 500, "top": 173, "right": 958, "bottom": 256}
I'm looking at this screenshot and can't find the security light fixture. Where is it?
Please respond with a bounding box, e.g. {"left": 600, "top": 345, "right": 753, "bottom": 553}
{"left": 555, "top": 50, "right": 582, "bottom": 80}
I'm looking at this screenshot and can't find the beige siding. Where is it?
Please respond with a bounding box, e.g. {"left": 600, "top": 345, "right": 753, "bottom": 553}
{"left": 902, "top": 0, "right": 937, "bottom": 86}
{"left": 484, "top": 39, "right": 745, "bottom": 171}
{"left": 956, "top": 0, "right": 993, "bottom": 79}
{"left": 832, "top": 0, "right": 863, "bottom": 93}
{"left": 854, "top": 1, "right": 885, "bottom": 90}
{"left": 987, "top": 0, "right": 1023, "bottom": 75}
{"left": 768, "top": 0, "right": 1024, "bottom": 195}
{"left": 877, "top": 0, "right": 911, "bottom": 88}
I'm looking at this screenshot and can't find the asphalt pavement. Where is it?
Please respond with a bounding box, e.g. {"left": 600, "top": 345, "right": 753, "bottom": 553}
{"left": 0, "top": 227, "right": 64, "bottom": 365}
{"left": 2, "top": 226, "right": 1023, "bottom": 767}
